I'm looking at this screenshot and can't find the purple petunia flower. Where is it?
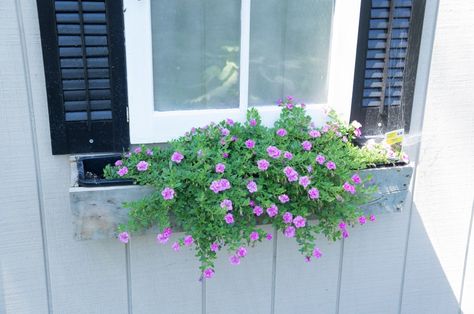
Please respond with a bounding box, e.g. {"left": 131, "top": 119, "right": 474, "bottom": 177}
{"left": 247, "top": 181, "right": 257, "bottom": 193}
{"left": 171, "top": 242, "right": 180, "bottom": 252}
{"left": 266, "top": 204, "right": 279, "bottom": 217}
{"left": 308, "top": 187, "right": 320, "bottom": 200}
{"left": 342, "top": 136, "right": 348, "bottom": 143}
{"left": 307, "top": 165, "right": 313, "bottom": 173}
{"left": 117, "top": 167, "right": 128, "bottom": 177}
{"left": 115, "top": 160, "right": 123, "bottom": 167}
{"left": 245, "top": 139, "right": 255, "bottom": 149}
{"left": 293, "top": 216, "right": 306, "bottom": 228}
{"left": 309, "top": 130, "right": 321, "bottom": 138}
{"left": 184, "top": 235, "right": 194, "bottom": 246}
{"left": 156, "top": 233, "right": 169, "bottom": 244}
{"left": 210, "top": 179, "right": 231, "bottom": 193}
{"left": 221, "top": 128, "right": 230, "bottom": 136}
{"left": 299, "top": 176, "right": 311, "bottom": 189}
{"left": 321, "top": 124, "right": 330, "bottom": 133}
{"left": 282, "top": 212, "right": 293, "bottom": 224}
{"left": 161, "top": 187, "right": 175, "bottom": 200}
{"left": 146, "top": 149, "right": 153, "bottom": 156}
{"left": 250, "top": 231, "right": 259, "bottom": 241}
{"left": 171, "top": 151, "right": 184, "bottom": 163}
{"left": 342, "top": 230, "right": 349, "bottom": 238}
{"left": 313, "top": 247, "right": 322, "bottom": 258}
{"left": 203, "top": 268, "right": 215, "bottom": 279}
{"left": 283, "top": 151, "right": 293, "bottom": 160}
{"left": 136, "top": 161, "right": 149, "bottom": 172}
{"left": 134, "top": 147, "right": 142, "bottom": 154}
{"left": 315, "top": 154, "right": 326, "bottom": 165}
{"left": 220, "top": 139, "right": 226, "bottom": 146}
{"left": 215, "top": 163, "right": 225, "bottom": 173}
{"left": 343, "top": 182, "right": 356, "bottom": 195}
{"left": 351, "top": 174, "right": 361, "bottom": 184}
{"left": 220, "top": 199, "right": 233, "bottom": 211}
{"left": 278, "top": 194, "right": 290, "bottom": 204}
{"left": 249, "top": 119, "right": 257, "bottom": 127}
{"left": 249, "top": 200, "right": 255, "bottom": 207}
{"left": 237, "top": 247, "right": 247, "bottom": 257}
{"left": 253, "top": 206, "right": 263, "bottom": 216}
{"left": 266, "top": 233, "right": 273, "bottom": 241}
{"left": 369, "top": 214, "right": 376, "bottom": 222}
{"left": 224, "top": 213, "right": 234, "bottom": 224}
{"left": 118, "top": 231, "right": 129, "bottom": 244}
{"left": 302, "top": 141, "right": 312, "bottom": 151}
{"left": 359, "top": 216, "right": 367, "bottom": 225}
{"left": 402, "top": 153, "right": 409, "bottom": 163}
{"left": 286, "top": 103, "right": 294, "bottom": 110}
{"left": 257, "top": 159, "right": 270, "bottom": 171}
{"left": 226, "top": 118, "right": 234, "bottom": 126}
{"left": 284, "top": 226, "right": 296, "bottom": 238}
{"left": 276, "top": 128, "right": 287, "bottom": 137}
{"left": 266, "top": 146, "right": 281, "bottom": 159}
{"left": 354, "top": 128, "right": 362, "bottom": 137}
{"left": 229, "top": 255, "right": 240, "bottom": 265}
{"left": 222, "top": 152, "right": 229, "bottom": 158}
{"left": 339, "top": 222, "right": 346, "bottom": 230}
{"left": 283, "top": 166, "right": 299, "bottom": 182}
{"left": 326, "top": 161, "right": 336, "bottom": 170}
{"left": 231, "top": 136, "right": 238, "bottom": 142}
{"left": 210, "top": 243, "right": 219, "bottom": 252}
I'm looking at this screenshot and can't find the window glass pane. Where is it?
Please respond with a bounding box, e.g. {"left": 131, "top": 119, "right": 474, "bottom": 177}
{"left": 151, "top": 0, "right": 241, "bottom": 111}
{"left": 249, "top": 0, "right": 333, "bottom": 106}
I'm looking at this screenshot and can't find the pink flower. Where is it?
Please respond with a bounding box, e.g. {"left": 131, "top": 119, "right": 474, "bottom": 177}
{"left": 231, "top": 136, "right": 238, "bottom": 142}
{"left": 247, "top": 181, "right": 257, "bottom": 193}
{"left": 118, "top": 232, "right": 130, "bottom": 244}
{"left": 222, "top": 152, "right": 229, "bottom": 158}
{"left": 308, "top": 187, "right": 320, "bottom": 200}
{"left": 184, "top": 235, "right": 194, "bottom": 246}
{"left": 286, "top": 103, "right": 294, "bottom": 110}
{"left": 117, "top": 167, "right": 128, "bottom": 177}
{"left": 359, "top": 216, "right": 366, "bottom": 225}
{"left": 309, "top": 130, "right": 321, "bottom": 138}
{"left": 220, "top": 138, "right": 226, "bottom": 145}
{"left": 312, "top": 247, "right": 322, "bottom": 259}
{"left": 339, "top": 222, "right": 346, "bottom": 230}
{"left": 369, "top": 214, "right": 376, "bottom": 222}
{"left": 266, "top": 233, "right": 273, "bottom": 241}
{"left": 224, "top": 213, "right": 234, "bottom": 224}
{"left": 284, "top": 226, "right": 295, "bottom": 238}
{"left": 249, "top": 200, "right": 255, "bottom": 207}
{"left": 342, "top": 230, "right": 349, "bottom": 238}
{"left": 266, "top": 204, "right": 279, "bottom": 217}
{"left": 210, "top": 243, "right": 219, "bottom": 252}
{"left": 161, "top": 187, "right": 175, "bottom": 200}
{"left": 321, "top": 124, "right": 330, "bottom": 133}
{"left": 220, "top": 199, "right": 233, "bottom": 211}
{"left": 229, "top": 255, "right": 240, "bottom": 265}
{"left": 354, "top": 128, "right": 362, "bottom": 137}
{"left": 326, "top": 161, "right": 336, "bottom": 170}
{"left": 283, "top": 166, "right": 299, "bottom": 182}
{"left": 156, "top": 232, "right": 170, "bottom": 244}
{"left": 293, "top": 216, "right": 306, "bottom": 228}
{"left": 351, "top": 174, "right": 362, "bottom": 184}
{"left": 276, "top": 128, "right": 287, "bottom": 137}
{"left": 250, "top": 231, "right": 259, "bottom": 241}
{"left": 171, "top": 242, "right": 180, "bottom": 252}
{"left": 315, "top": 154, "right": 326, "bottom": 165}
{"left": 283, "top": 151, "right": 293, "bottom": 160}
{"left": 237, "top": 247, "right": 247, "bottom": 257}
{"left": 302, "top": 141, "right": 312, "bottom": 151}
{"left": 266, "top": 146, "right": 281, "bottom": 158}
{"left": 221, "top": 128, "right": 230, "bottom": 136}
{"left": 134, "top": 147, "right": 142, "bottom": 154}
{"left": 146, "top": 149, "right": 153, "bottom": 156}
{"left": 245, "top": 139, "right": 255, "bottom": 149}
{"left": 136, "top": 161, "right": 149, "bottom": 172}
{"left": 278, "top": 194, "right": 290, "bottom": 203}
{"left": 210, "top": 179, "right": 231, "bottom": 193}
{"left": 249, "top": 119, "right": 257, "bottom": 127}
{"left": 226, "top": 118, "right": 234, "bottom": 126}
{"left": 307, "top": 165, "right": 313, "bottom": 173}
{"left": 343, "top": 182, "right": 356, "bottom": 195}
{"left": 203, "top": 268, "right": 215, "bottom": 279}
{"left": 402, "top": 153, "right": 409, "bottom": 163}
{"left": 257, "top": 159, "right": 270, "bottom": 171}
{"left": 171, "top": 151, "right": 184, "bottom": 163}
{"left": 253, "top": 206, "right": 263, "bottom": 216}
{"left": 215, "top": 163, "right": 225, "bottom": 173}
{"left": 124, "top": 152, "right": 131, "bottom": 158}
{"left": 115, "top": 160, "right": 123, "bottom": 166}
{"left": 282, "top": 212, "right": 293, "bottom": 224}
{"left": 342, "top": 136, "right": 348, "bottom": 143}
{"left": 299, "top": 176, "right": 311, "bottom": 189}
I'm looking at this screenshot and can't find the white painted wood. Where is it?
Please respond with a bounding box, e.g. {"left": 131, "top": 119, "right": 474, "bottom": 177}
{"left": 129, "top": 233, "right": 202, "bottom": 314}
{"left": 239, "top": 0, "right": 250, "bottom": 113}
{"left": 274, "top": 230, "right": 342, "bottom": 314}
{"left": 19, "top": 0, "right": 130, "bottom": 313}
{"left": 401, "top": 1, "right": 474, "bottom": 313}
{"left": 0, "top": 2, "right": 49, "bottom": 313}
{"left": 206, "top": 224, "right": 274, "bottom": 314}
{"left": 461, "top": 204, "right": 474, "bottom": 314}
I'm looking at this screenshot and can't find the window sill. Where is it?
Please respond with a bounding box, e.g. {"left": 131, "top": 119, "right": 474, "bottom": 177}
{"left": 69, "top": 156, "right": 414, "bottom": 241}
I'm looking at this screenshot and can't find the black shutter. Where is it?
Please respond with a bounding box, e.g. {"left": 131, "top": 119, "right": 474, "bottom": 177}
{"left": 37, "top": 0, "right": 129, "bottom": 154}
{"left": 351, "top": 0, "right": 426, "bottom": 135}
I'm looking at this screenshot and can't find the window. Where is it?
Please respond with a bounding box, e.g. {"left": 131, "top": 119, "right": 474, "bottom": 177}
{"left": 124, "top": 0, "right": 362, "bottom": 143}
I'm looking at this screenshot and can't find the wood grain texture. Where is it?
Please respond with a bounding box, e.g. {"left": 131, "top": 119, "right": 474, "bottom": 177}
{"left": 19, "top": 0, "right": 130, "bottom": 312}
{"left": 0, "top": 1, "right": 49, "bottom": 313}
{"left": 401, "top": 0, "right": 474, "bottom": 312}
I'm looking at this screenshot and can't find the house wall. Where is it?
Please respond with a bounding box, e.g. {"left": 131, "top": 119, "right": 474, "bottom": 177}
{"left": 0, "top": 0, "right": 472, "bottom": 314}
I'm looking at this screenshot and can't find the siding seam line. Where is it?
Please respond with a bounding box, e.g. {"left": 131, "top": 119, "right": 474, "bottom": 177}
{"left": 335, "top": 239, "right": 344, "bottom": 314}
{"left": 270, "top": 225, "right": 278, "bottom": 314}
{"left": 126, "top": 243, "right": 133, "bottom": 314}
{"left": 202, "top": 271, "right": 206, "bottom": 314}
{"left": 14, "top": 0, "right": 53, "bottom": 312}
{"left": 459, "top": 200, "right": 474, "bottom": 310}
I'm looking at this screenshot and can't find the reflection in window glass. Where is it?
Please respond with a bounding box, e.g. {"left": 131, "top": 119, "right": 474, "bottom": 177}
{"left": 151, "top": 0, "right": 241, "bottom": 111}
{"left": 249, "top": 0, "right": 333, "bottom": 106}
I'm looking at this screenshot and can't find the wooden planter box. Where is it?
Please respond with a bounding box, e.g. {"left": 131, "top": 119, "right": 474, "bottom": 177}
{"left": 69, "top": 157, "right": 413, "bottom": 240}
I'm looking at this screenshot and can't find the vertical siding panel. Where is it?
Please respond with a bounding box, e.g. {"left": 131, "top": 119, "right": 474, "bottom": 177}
{"left": 21, "top": 0, "right": 129, "bottom": 313}
{"left": 401, "top": 0, "right": 474, "bottom": 312}
{"left": 0, "top": 0, "right": 49, "bottom": 313}
{"left": 274, "top": 230, "right": 342, "bottom": 314}
{"left": 460, "top": 203, "right": 474, "bottom": 313}
{"left": 206, "top": 225, "right": 274, "bottom": 314}
{"left": 129, "top": 233, "right": 202, "bottom": 314}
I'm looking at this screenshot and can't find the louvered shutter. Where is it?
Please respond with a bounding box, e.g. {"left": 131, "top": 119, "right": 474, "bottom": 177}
{"left": 351, "top": 0, "right": 425, "bottom": 135}
{"left": 37, "top": 0, "right": 129, "bottom": 154}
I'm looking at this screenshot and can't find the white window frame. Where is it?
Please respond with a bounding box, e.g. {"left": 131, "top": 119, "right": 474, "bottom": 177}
{"left": 124, "top": 0, "right": 361, "bottom": 144}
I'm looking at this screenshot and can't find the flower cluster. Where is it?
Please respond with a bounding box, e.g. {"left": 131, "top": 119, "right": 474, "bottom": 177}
{"left": 105, "top": 97, "right": 401, "bottom": 279}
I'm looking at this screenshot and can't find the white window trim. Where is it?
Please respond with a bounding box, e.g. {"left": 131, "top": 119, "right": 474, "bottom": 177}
{"left": 124, "top": 0, "right": 361, "bottom": 144}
